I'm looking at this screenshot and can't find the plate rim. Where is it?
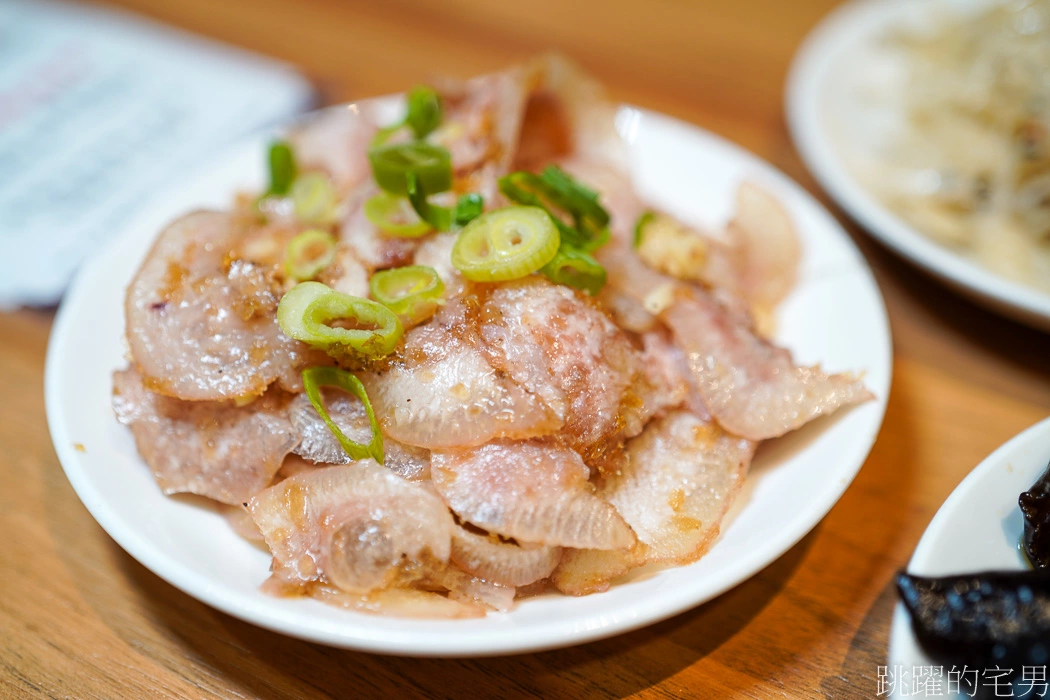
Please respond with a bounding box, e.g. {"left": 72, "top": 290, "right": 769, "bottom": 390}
{"left": 886, "top": 416, "right": 1050, "bottom": 681}
{"left": 786, "top": 0, "right": 1050, "bottom": 331}
{"left": 45, "top": 102, "right": 892, "bottom": 656}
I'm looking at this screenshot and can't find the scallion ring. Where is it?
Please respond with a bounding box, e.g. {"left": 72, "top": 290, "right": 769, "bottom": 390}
{"left": 451, "top": 206, "right": 560, "bottom": 282}
{"left": 369, "top": 85, "right": 442, "bottom": 147}
{"left": 277, "top": 281, "right": 403, "bottom": 360}
{"left": 404, "top": 85, "right": 442, "bottom": 140}
{"left": 539, "top": 165, "right": 610, "bottom": 228}
{"left": 405, "top": 173, "right": 485, "bottom": 232}
{"left": 370, "top": 265, "right": 445, "bottom": 327}
{"left": 364, "top": 192, "right": 431, "bottom": 238}
{"left": 541, "top": 247, "right": 607, "bottom": 296}
{"left": 368, "top": 142, "right": 452, "bottom": 196}
{"left": 454, "top": 193, "right": 484, "bottom": 226}
{"left": 498, "top": 172, "right": 591, "bottom": 251}
{"left": 266, "top": 140, "right": 297, "bottom": 196}
{"left": 406, "top": 171, "right": 452, "bottom": 231}
{"left": 284, "top": 229, "right": 337, "bottom": 281}
{"left": 302, "top": 366, "right": 384, "bottom": 464}
{"left": 291, "top": 172, "right": 337, "bottom": 223}
{"left": 498, "top": 169, "right": 611, "bottom": 252}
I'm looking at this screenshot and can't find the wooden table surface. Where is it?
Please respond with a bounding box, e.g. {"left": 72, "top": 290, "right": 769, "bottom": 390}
{"left": 5, "top": 0, "right": 1050, "bottom": 697}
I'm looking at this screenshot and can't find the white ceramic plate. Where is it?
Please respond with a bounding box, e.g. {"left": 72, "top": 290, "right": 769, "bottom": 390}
{"left": 887, "top": 417, "right": 1050, "bottom": 695}
{"left": 787, "top": 0, "right": 1050, "bottom": 332}
{"left": 45, "top": 101, "right": 892, "bottom": 656}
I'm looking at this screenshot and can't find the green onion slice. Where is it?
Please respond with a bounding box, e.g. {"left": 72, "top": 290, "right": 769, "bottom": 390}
{"left": 369, "top": 85, "right": 443, "bottom": 147}
{"left": 454, "top": 193, "right": 484, "bottom": 226}
{"left": 368, "top": 142, "right": 452, "bottom": 196}
{"left": 542, "top": 247, "right": 607, "bottom": 296}
{"left": 451, "top": 206, "right": 560, "bottom": 282}
{"left": 363, "top": 192, "right": 431, "bottom": 238}
{"left": 406, "top": 170, "right": 452, "bottom": 231}
{"left": 370, "top": 265, "right": 445, "bottom": 326}
{"left": 405, "top": 86, "right": 442, "bottom": 140}
{"left": 267, "top": 140, "right": 297, "bottom": 196}
{"left": 539, "top": 166, "right": 609, "bottom": 227}
{"left": 633, "top": 210, "right": 656, "bottom": 248}
{"left": 277, "top": 281, "right": 404, "bottom": 360}
{"left": 291, "top": 172, "right": 337, "bottom": 223}
{"left": 285, "top": 229, "right": 337, "bottom": 281}
{"left": 405, "top": 173, "right": 484, "bottom": 232}
{"left": 498, "top": 170, "right": 609, "bottom": 252}
{"left": 302, "top": 366, "right": 384, "bottom": 464}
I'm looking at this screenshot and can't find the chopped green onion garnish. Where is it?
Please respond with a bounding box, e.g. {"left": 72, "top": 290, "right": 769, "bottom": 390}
{"left": 405, "top": 173, "right": 484, "bottom": 232}
{"left": 451, "top": 206, "right": 560, "bottom": 282}
{"left": 363, "top": 192, "right": 431, "bottom": 238}
{"left": 267, "top": 140, "right": 297, "bottom": 196}
{"left": 542, "top": 247, "right": 607, "bottom": 296}
{"left": 370, "top": 265, "right": 445, "bottom": 327}
{"left": 369, "top": 85, "right": 443, "bottom": 147}
{"left": 454, "top": 193, "right": 484, "bottom": 226}
{"left": 277, "top": 281, "right": 403, "bottom": 361}
{"left": 633, "top": 210, "right": 656, "bottom": 248}
{"left": 498, "top": 170, "right": 610, "bottom": 253}
{"left": 302, "top": 366, "right": 384, "bottom": 464}
{"left": 539, "top": 165, "right": 609, "bottom": 228}
{"left": 406, "top": 170, "right": 452, "bottom": 231}
{"left": 368, "top": 142, "right": 452, "bottom": 196}
{"left": 291, "top": 172, "right": 337, "bottom": 223}
{"left": 285, "top": 229, "right": 337, "bottom": 281}
{"left": 405, "top": 86, "right": 442, "bottom": 140}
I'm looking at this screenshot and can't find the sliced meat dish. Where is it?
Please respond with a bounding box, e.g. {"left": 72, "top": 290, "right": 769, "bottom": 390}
{"left": 309, "top": 583, "right": 486, "bottom": 619}
{"left": 288, "top": 392, "right": 430, "bottom": 481}
{"left": 288, "top": 102, "right": 381, "bottom": 193}
{"left": 621, "top": 329, "right": 700, "bottom": 437}
{"left": 433, "top": 64, "right": 532, "bottom": 199}
{"left": 112, "top": 367, "right": 297, "bottom": 505}
{"left": 479, "top": 278, "right": 639, "bottom": 461}
{"left": 629, "top": 183, "right": 800, "bottom": 315}
{"left": 551, "top": 548, "right": 641, "bottom": 597}
{"left": 515, "top": 56, "right": 629, "bottom": 174}
{"left": 317, "top": 242, "right": 370, "bottom": 298}
{"left": 662, "top": 287, "right": 873, "bottom": 441}
{"left": 595, "top": 238, "right": 677, "bottom": 334}
{"left": 112, "top": 56, "right": 876, "bottom": 618}
{"left": 337, "top": 185, "right": 420, "bottom": 272}
{"left": 412, "top": 233, "right": 464, "bottom": 297}
{"left": 360, "top": 297, "right": 560, "bottom": 449}
{"left": 604, "top": 411, "right": 754, "bottom": 563}
{"left": 125, "top": 211, "right": 316, "bottom": 401}
{"left": 220, "top": 503, "right": 265, "bottom": 543}
{"left": 431, "top": 440, "right": 635, "bottom": 550}
{"left": 450, "top": 525, "right": 561, "bottom": 587}
{"left": 250, "top": 463, "right": 454, "bottom": 594}
{"left": 553, "top": 410, "right": 753, "bottom": 595}
{"left": 427, "top": 563, "right": 517, "bottom": 612}
{"left": 726, "top": 181, "right": 801, "bottom": 311}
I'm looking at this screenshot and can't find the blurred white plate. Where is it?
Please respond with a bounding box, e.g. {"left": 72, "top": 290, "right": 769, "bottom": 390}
{"left": 787, "top": 0, "right": 1050, "bottom": 331}
{"left": 45, "top": 100, "right": 891, "bottom": 656}
{"left": 888, "top": 417, "right": 1050, "bottom": 695}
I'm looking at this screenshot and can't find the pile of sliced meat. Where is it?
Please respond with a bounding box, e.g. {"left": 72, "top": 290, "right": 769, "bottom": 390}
{"left": 113, "top": 56, "right": 872, "bottom": 618}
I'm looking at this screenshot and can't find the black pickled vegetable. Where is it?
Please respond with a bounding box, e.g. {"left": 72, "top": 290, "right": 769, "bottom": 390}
{"left": 896, "top": 569, "right": 1050, "bottom": 668}
{"left": 1020, "top": 461, "right": 1050, "bottom": 568}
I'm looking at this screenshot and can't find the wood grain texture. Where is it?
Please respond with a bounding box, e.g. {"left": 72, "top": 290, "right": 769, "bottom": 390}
{"left": 4, "top": 0, "right": 1049, "bottom": 697}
